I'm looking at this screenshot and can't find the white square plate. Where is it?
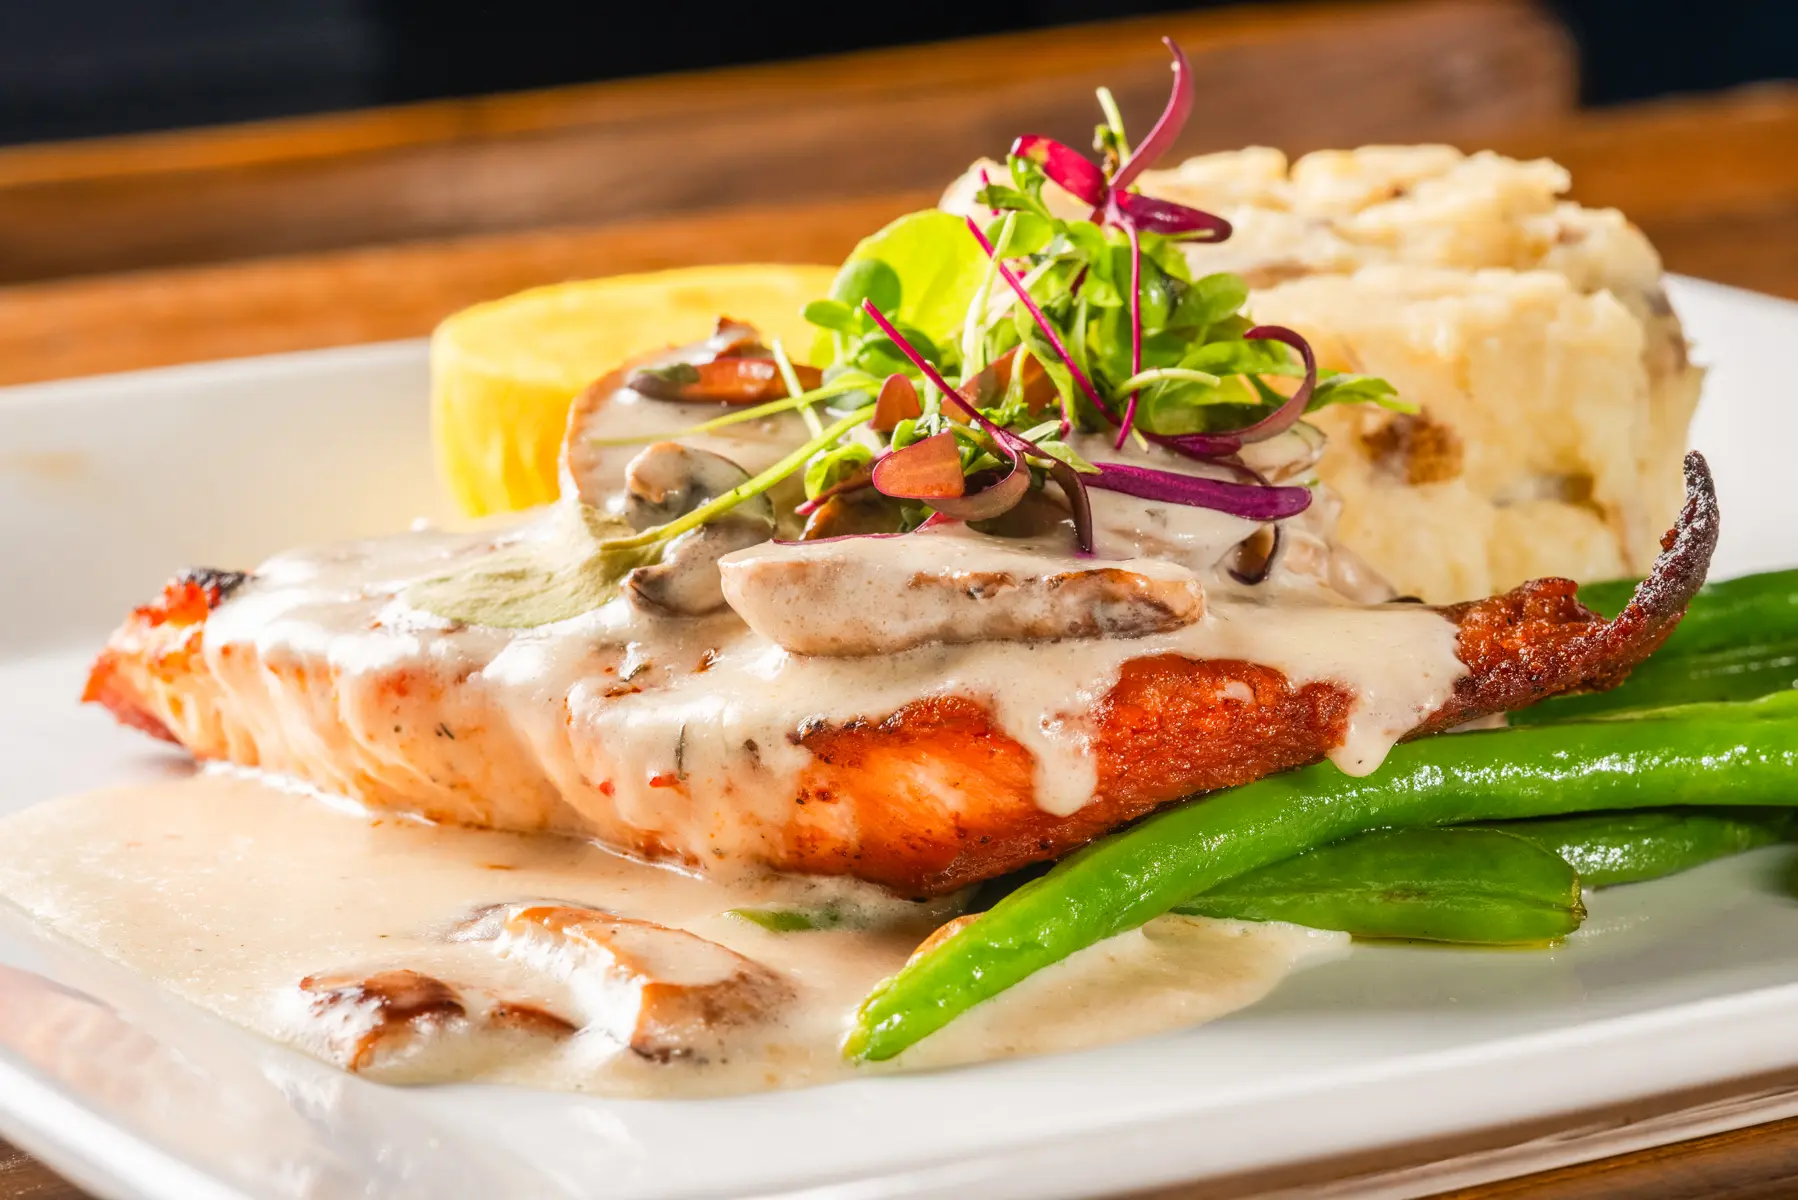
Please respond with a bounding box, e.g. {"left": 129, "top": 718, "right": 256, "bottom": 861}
{"left": 1, "top": 277, "right": 1796, "bottom": 1200}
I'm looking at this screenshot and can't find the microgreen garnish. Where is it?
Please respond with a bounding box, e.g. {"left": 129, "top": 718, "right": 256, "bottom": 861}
{"left": 586, "top": 375, "right": 875, "bottom": 447}
{"left": 871, "top": 432, "right": 966, "bottom": 501}
{"left": 963, "top": 216, "right": 1112, "bottom": 422}
{"left": 426, "top": 36, "right": 1422, "bottom": 630}
{"left": 613, "top": 35, "right": 1410, "bottom": 565}
{"left": 605, "top": 404, "right": 879, "bottom": 553}
{"left": 872, "top": 373, "right": 922, "bottom": 432}
{"left": 770, "top": 336, "right": 825, "bottom": 437}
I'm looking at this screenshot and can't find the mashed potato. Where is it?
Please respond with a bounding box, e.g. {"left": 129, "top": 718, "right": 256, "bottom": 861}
{"left": 943, "top": 147, "right": 1703, "bottom": 601}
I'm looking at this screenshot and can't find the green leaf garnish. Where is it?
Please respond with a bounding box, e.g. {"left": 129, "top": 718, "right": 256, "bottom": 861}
{"left": 1309, "top": 371, "right": 1416, "bottom": 414}
{"left": 804, "top": 442, "right": 874, "bottom": 501}
{"left": 831, "top": 210, "right": 991, "bottom": 346}
{"left": 727, "top": 907, "right": 846, "bottom": 932}
{"left": 404, "top": 508, "right": 661, "bottom": 629}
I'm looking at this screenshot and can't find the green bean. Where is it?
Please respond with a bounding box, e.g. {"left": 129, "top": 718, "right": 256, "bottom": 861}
{"left": 844, "top": 690, "right": 1798, "bottom": 1062}
{"left": 1512, "top": 641, "right": 1798, "bottom": 725}
{"left": 1474, "top": 807, "right": 1796, "bottom": 886}
{"left": 1173, "top": 827, "right": 1583, "bottom": 944}
{"left": 1578, "top": 568, "right": 1798, "bottom": 658}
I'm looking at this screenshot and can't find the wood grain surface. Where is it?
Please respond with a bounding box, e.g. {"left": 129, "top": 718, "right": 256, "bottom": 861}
{"left": 0, "top": 84, "right": 1788, "bottom": 389}
{"left": 0, "top": 1141, "right": 83, "bottom": 1200}
{"left": 10, "top": 1109, "right": 1798, "bottom": 1198}
{"left": 0, "top": 0, "right": 1571, "bottom": 284}
{"left": 1429, "top": 1115, "right": 1798, "bottom": 1199}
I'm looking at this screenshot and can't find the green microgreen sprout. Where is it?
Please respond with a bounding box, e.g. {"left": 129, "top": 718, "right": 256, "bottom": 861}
{"left": 770, "top": 336, "right": 825, "bottom": 438}
{"left": 585, "top": 375, "right": 875, "bottom": 447}
{"left": 603, "top": 404, "right": 878, "bottom": 552}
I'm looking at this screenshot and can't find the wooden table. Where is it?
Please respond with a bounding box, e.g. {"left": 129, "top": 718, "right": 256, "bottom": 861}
{"left": 0, "top": 81, "right": 1788, "bottom": 390}
{"left": 2, "top": 7, "right": 1796, "bottom": 1198}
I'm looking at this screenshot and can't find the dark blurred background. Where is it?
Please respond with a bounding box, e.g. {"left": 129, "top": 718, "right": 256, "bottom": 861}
{"left": 0, "top": 0, "right": 1791, "bottom": 146}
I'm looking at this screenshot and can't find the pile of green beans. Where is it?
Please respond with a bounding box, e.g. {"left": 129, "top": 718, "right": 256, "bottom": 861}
{"left": 849, "top": 693, "right": 1798, "bottom": 1060}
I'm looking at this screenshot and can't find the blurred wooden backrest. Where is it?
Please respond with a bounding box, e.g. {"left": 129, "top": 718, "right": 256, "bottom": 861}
{"left": 0, "top": 0, "right": 1573, "bottom": 284}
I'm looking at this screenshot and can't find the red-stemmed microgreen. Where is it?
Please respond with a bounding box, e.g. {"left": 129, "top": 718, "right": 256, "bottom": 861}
{"left": 864, "top": 297, "right": 1098, "bottom": 548}
{"left": 862, "top": 299, "right": 1039, "bottom": 460}
{"left": 964, "top": 216, "right": 1115, "bottom": 424}
{"left": 1086, "top": 461, "right": 1312, "bottom": 522}
{"left": 1005, "top": 39, "right": 1232, "bottom": 448}
{"left": 1116, "top": 222, "right": 1145, "bottom": 450}
{"left": 1112, "top": 38, "right": 1192, "bottom": 191}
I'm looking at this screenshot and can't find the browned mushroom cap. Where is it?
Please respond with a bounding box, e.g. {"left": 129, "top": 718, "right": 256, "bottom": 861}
{"left": 458, "top": 903, "right": 791, "bottom": 1061}
{"left": 622, "top": 442, "right": 770, "bottom": 533}
{"left": 621, "top": 442, "right": 774, "bottom": 615}
{"left": 296, "top": 968, "right": 577, "bottom": 1074}
{"left": 628, "top": 358, "right": 825, "bottom": 405}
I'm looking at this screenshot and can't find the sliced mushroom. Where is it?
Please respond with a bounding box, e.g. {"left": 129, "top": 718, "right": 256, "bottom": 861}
{"left": 456, "top": 903, "right": 790, "bottom": 1061}
{"left": 630, "top": 520, "right": 772, "bottom": 615}
{"left": 621, "top": 442, "right": 764, "bottom": 531}
{"left": 719, "top": 524, "right": 1205, "bottom": 656}
{"left": 625, "top": 317, "right": 820, "bottom": 404}
{"left": 629, "top": 358, "right": 824, "bottom": 405}
{"left": 621, "top": 443, "right": 774, "bottom": 615}
{"left": 295, "top": 968, "right": 576, "bottom": 1076}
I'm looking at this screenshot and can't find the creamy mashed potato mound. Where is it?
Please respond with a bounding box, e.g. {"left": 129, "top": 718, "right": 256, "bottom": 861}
{"left": 943, "top": 146, "right": 1703, "bottom": 601}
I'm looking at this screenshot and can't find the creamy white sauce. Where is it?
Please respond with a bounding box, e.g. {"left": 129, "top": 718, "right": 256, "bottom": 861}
{"left": 34, "top": 357, "right": 1469, "bottom": 1096}
{"left": 0, "top": 775, "right": 1346, "bottom": 1096}
{"left": 194, "top": 513, "right": 1462, "bottom": 839}
{"left": 181, "top": 376, "right": 1465, "bottom": 851}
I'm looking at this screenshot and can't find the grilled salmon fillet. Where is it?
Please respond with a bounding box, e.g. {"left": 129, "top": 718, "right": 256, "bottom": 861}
{"left": 85, "top": 453, "right": 1714, "bottom": 897}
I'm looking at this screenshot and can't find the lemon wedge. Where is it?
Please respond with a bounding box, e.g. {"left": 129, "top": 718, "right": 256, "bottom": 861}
{"left": 431, "top": 263, "right": 837, "bottom": 516}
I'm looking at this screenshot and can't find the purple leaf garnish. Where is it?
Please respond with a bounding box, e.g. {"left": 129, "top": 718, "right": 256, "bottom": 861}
{"left": 1110, "top": 38, "right": 1193, "bottom": 193}
{"left": 1110, "top": 191, "right": 1231, "bottom": 239}
{"left": 1088, "top": 462, "right": 1312, "bottom": 521}
{"left": 925, "top": 461, "right": 1032, "bottom": 523}
{"left": 1011, "top": 134, "right": 1109, "bottom": 207}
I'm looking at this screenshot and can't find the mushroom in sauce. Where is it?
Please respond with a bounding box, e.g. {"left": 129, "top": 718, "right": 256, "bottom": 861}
{"left": 622, "top": 442, "right": 774, "bottom": 615}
